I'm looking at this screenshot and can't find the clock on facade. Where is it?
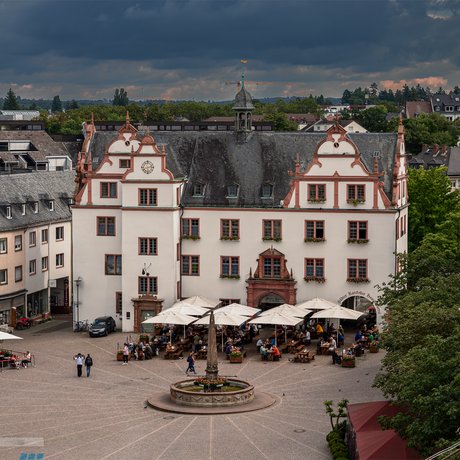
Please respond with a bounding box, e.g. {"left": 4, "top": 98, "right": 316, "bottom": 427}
{"left": 141, "top": 160, "right": 154, "bottom": 174}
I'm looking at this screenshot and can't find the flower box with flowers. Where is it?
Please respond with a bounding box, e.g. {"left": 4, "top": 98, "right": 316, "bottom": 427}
{"left": 347, "top": 199, "right": 365, "bottom": 206}
{"left": 262, "top": 237, "right": 282, "bottom": 242}
{"left": 369, "top": 341, "right": 380, "bottom": 353}
{"left": 220, "top": 274, "right": 240, "bottom": 280}
{"left": 347, "top": 277, "right": 370, "bottom": 283}
{"left": 304, "top": 277, "right": 326, "bottom": 283}
{"left": 304, "top": 237, "right": 326, "bottom": 243}
{"left": 308, "top": 198, "right": 326, "bottom": 204}
{"left": 181, "top": 235, "right": 200, "bottom": 241}
{"left": 341, "top": 355, "right": 356, "bottom": 368}
{"left": 347, "top": 239, "right": 369, "bottom": 244}
{"left": 220, "top": 236, "right": 240, "bottom": 241}
{"left": 229, "top": 348, "right": 243, "bottom": 363}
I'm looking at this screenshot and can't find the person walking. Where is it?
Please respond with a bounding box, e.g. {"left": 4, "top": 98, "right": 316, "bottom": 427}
{"left": 185, "top": 352, "right": 196, "bottom": 375}
{"left": 122, "top": 343, "right": 129, "bottom": 365}
{"left": 74, "top": 353, "right": 84, "bottom": 377}
{"left": 85, "top": 353, "right": 93, "bottom": 377}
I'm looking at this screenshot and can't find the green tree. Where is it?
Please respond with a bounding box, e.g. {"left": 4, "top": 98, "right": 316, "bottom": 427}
{"left": 51, "top": 95, "right": 62, "bottom": 113}
{"left": 262, "top": 106, "right": 297, "bottom": 131}
{"left": 407, "top": 166, "right": 459, "bottom": 251}
{"left": 113, "top": 88, "right": 129, "bottom": 106}
{"left": 3, "top": 88, "right": 20, "bottom": 110}
{"left": 374, "top": 211, "right": 460, "bottom": 455}
{"left": 356, "top": 105, "right": 388, "bottom": 132}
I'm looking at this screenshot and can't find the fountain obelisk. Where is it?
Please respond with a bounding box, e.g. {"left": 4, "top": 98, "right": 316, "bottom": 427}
{"left": 205, "top": 310, "right": 219, "bottom": 380}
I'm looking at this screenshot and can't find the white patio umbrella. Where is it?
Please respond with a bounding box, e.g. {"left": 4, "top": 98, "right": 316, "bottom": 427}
{"left": 175, "top": 295, "right": 219, "bottom": 309}
{"left": 260, "top": 304, "right": 312, "bottom": 343}
{"left": 159, "top": 303, "right": 208, "bottom": 338}
{"left": 166, "top": 303, "right": 209, "bottom": 317}
{"left": 296, "top": 297, "right": 341, "bottom": 311}
{"left": 194, "top": 311, "right": 249, "bottom": 351}
{"left": 142, "top": 312, "right": 196, "bottom": 344}
{"left": 249, "top": 312, "right": 303, "bottom": 346}
{"left": 0, "top": 331, "right": 23, "bottom": 342}
{"left": 217, "top": 303, "right": 261, "bottom": 317}
{"left": 311, "top": 306, "right": 365, "bottom": 344}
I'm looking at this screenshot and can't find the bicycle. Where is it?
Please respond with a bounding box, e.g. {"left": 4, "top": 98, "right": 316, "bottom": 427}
{"left": 74, "top": 320, "right": 89, "bottom": 332}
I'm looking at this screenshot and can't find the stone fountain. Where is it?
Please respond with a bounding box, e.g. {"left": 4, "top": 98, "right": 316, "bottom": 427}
{"left": 148, "top": 309, "right": 277, "bottom": 414}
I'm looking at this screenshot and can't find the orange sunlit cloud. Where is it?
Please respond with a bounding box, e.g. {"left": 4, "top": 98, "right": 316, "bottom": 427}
{"left": 380, "top": 77, "right": 448, "bottom": 91}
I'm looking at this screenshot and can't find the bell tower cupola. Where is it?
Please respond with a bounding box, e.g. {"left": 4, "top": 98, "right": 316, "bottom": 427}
{"left": 233, "top": 62, "right": 254, "bottom": 132}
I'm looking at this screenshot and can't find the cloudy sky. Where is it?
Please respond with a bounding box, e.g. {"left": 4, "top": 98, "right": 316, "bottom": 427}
{"left": 1, "top": 0, "right": 459, "bottom": 101}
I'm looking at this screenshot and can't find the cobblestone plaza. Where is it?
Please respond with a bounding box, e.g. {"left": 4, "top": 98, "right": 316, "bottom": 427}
{"left": 1, "top": 317, "right": 384, "bottom": 460}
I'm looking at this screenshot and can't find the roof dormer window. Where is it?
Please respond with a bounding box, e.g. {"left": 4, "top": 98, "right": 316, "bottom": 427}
{"left": 261, "top": 184, "right": 273, "bottom": 198}
{"left": 48, "top": 200, "right": 54, "bottom": 212}
{"left": 193, "top": 183, "right": 205, "bottom": 197}
{"left": 226, "top": 184, "right": 239, "bottom": 198}
{"left": 6, "top": 206, "right": 12, "bottom": 219}
{"left": 21, "top": 204, "right": 26, "bottom": 215}
{"left": 33, "top": 202, "right": 39, "bottom": 214}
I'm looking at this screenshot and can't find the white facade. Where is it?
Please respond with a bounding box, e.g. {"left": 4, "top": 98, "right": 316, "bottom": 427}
{"left": 73, "top": 120, "right": 408, "bottom": 332}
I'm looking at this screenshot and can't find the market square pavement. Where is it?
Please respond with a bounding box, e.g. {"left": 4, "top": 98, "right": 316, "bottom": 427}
{"left": 0, "top": 316, "right": 384, "bottom": 460}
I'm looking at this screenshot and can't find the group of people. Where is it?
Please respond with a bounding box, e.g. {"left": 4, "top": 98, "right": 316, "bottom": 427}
{"left": 73, "top": 353, "right": 93, "bottom": 377}
{"left": 256, "top": 339, "right": 281, "bottom": 361}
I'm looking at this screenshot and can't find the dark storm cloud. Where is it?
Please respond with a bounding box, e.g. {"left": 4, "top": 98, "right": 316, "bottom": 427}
{"left": 0, "top": 0, "right": 459, "bottom": 99}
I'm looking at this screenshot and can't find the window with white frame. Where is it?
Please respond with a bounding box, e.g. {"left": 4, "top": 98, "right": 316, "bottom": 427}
{"left": 48, "top": 200, "right": 55, "bottom": 211}
{"left": 6, "top": 206, "right": 12, "bottom": 219}
{"left": 56, "top": 226, "right": 64, "bottom": 241}
{"left": 42, "top": 256, "right": 48, "bottom": 271}
{"left": 0, "top": 269, "right": 7, "bottom": 285}
{"left": 15, "top": 235, "right": 22, "bottom": 251}
{"left": 29, "top": 259, "right": 36, "bottom": 275}
{"left": 15, "top": 266, "right": 22, "bottom": 282}
{"left": 33, "top": 202, "right": 39, "bottom": 213}
{"left": 56, "top": 253, "right": 64, "bottom": 268}
{"left": 0, "top": 238, "right": 7, "bottom": 254}
{"left": 41, "top": 229, "right": 48, "bottom": 244}
{"left": 29, "top": 231, "right": 36, "bottom": 247}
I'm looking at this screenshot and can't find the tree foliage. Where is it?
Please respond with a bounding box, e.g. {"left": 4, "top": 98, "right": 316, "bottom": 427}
{"left": 375, "top": 207, "right": 460, "bottom": 455}
{"left": 3, "top": 88, "right": 20, "bottom": 110}
{"left": 407, "top": 166, "right": 460, "bottom": 251}
{"left": 51, "top": 95, "right": 62, "bottom": 113}
{"left": 113, "top": 88, "right": 129, "bottom": 106}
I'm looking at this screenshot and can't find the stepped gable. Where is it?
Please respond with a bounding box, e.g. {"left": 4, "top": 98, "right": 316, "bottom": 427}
{"left": 87, "top": 131, "right": 398, "bottom": 207}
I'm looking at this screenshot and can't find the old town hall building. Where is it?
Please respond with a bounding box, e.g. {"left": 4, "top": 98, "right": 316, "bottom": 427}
{"left": 73, "top": 87, "right": 408, "bottom": 332}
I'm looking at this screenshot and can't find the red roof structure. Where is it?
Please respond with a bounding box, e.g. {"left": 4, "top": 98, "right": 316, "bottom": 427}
{"left": 347, "top": 401, "right": 421, "bottom": 460}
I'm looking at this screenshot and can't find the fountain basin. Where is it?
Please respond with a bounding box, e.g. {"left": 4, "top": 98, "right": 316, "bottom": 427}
{"left": 170, "top": 378, "right": 254, "bottom": 407}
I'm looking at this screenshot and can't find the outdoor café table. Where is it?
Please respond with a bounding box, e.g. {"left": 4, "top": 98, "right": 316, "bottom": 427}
{"left": 294, "top": 351, "right": 311, "bottom": 363}
{"left": 164, "top": 346, "right": 181, "bottom": 359}
{"left": 321, "top": 344, "right": 331, "bottom": 355}
{"left": 287, "top": 340, "right": 302, "bottom": 353}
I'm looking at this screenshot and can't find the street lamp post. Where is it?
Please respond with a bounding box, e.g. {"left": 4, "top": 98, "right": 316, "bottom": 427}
{"left": 75, "top": 277, "right": 82, "bottom": 328}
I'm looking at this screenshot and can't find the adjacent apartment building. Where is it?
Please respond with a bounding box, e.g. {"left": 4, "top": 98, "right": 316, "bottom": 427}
{"left": 0, "top": 171, "right": 75, "bottom": 325}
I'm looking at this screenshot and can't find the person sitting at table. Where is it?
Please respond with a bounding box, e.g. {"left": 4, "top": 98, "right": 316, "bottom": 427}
{"left": 303, "top": 330, "right": 311, "bottom": 345}
{"left": 224, "top": 341, "right": 232, "bottom": 357}
{"left": 260, "top": 344, "right": 268, "bottom": 361}
{"left": 21, "top": 351, "right": 32, "bottom": 368}
{"left": 354, "top": 330, "right": 363, "bottom": 342}
{"left": 271, "top": 345, "right": 281, "bottom": 361}
{"left": 256, "top": 338, "right": 263, "bottom": 353}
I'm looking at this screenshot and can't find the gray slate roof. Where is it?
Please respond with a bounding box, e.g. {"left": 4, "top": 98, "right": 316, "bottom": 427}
{"left": 0, "top": 171, "right": 75, "bottom": 231}
{"left": 89, "top": 131, "right": 398, "bottom": 207}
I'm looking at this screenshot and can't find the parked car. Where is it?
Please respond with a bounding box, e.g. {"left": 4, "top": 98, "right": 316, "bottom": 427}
{"left": 89, "top": 316, "right": 116, "bottom": 337}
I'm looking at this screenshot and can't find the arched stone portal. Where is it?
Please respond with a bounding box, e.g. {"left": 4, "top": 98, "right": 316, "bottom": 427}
{"left": 246, "top": 247, "right": 297, "bottom": 309}
{"left": 339, "top": 294, "right": 382, "bottom": 326}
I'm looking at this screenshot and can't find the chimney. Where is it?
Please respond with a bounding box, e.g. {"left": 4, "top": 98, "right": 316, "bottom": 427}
{"left": 441, "top": 144, "right": 447, "bottom": 155}
{"left": 433, "top": 144, "right": 439, "bottom": 156}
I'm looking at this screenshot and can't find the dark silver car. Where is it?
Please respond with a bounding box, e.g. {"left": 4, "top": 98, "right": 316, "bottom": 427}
{"left": 89, "top": 316, "right": 116, "bottom": 337}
